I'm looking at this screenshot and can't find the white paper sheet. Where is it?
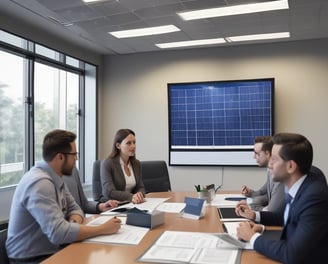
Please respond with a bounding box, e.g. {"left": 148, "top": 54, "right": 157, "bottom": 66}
{"left": 155, "top": 202, "right": 186, "bottom": 213}
{"left": 83, "top": 215, "right": 149, "bottom": 245}
{"left": 211, "top": 194, "right": 246, "bottom": 208}
{"left": 101, "top": 197, "right": 170, "bottom": 215}
{"left": 138, "top": 231, "right": 241, "bottom": 264}
{"left": 221, "top": 222, "right": 253, "bottom": 250}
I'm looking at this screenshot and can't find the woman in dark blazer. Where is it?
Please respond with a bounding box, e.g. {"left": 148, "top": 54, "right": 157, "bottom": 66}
{"left": 101, "top": 129, "right": 145, "bottom": 203}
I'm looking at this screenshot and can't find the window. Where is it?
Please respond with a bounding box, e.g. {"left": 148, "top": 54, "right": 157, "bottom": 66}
{"left": 35, "top": 44, "right": 60, "bottom": 61}
{"left": 0, "top": 51, "right": 26, "bottom": 187}
{"left": 34, "top": 62, "right": 79, "bottom": 162}
{"left": 0, "top": 29, "right": 97, "bottom": 188}
{"left": 0, "top": 30, "right": 27, "bottom": 49}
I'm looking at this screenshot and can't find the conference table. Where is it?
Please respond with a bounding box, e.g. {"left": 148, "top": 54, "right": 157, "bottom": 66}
{"left": 42, "top": 191, "right": 280, "bottom": 264}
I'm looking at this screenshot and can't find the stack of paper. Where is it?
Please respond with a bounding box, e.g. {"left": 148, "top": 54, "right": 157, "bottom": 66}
{"left": 138, "top": 231, "right": 241, "bottom": 264}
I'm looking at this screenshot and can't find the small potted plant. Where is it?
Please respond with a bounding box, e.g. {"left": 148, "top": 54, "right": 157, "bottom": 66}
{"left": 194, "top": 184, "right": 215, "bottom": 203}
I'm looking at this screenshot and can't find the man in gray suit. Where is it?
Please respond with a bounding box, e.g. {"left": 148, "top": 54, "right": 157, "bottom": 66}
{"left": 241, "top": 136, "right": 285, "bottom": 212}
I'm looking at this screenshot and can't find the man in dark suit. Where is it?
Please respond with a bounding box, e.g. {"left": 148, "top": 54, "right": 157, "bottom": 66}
{"left": 235, "top": 133, "right": 328, "bottom": 264}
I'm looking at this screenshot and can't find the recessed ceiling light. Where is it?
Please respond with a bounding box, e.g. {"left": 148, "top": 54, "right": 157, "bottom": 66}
{"left": 109, "top": 25, "right": 180, "bottom": 38}
{"left": 156, "top": 38, "right": 226, "bottom": 49}
{"left": 226, "top": 32, "right": 290, "bottom": 42}
{"left": 178, "top": 0, "right": 289, "bottom": 20}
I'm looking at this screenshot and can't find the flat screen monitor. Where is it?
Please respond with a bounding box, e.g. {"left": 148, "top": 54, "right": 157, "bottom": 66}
{"left": 168, "top": 78, "right": 274, "bottom": 166}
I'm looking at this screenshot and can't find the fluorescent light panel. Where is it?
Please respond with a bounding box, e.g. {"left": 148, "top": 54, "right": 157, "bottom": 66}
{"left": 156, "top": 32, "right": 290, "bottom": 49}
{"left": 178, "top": 0, "right": 289, "bottom": 20}
{"left": 156, "top": 38, "right": 226, "bottom": 49}
{"left": 227, "top": 32, "right": 290, "bottom": 42}
{"left": 109, "top": 25, "right": 180, "bottom": 38}
{"left": 82, "top": 0, "right": 103, "bottom": 3}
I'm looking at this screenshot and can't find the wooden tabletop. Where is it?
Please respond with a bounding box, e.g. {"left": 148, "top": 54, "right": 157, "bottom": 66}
{"left": 42, "top": 191, "right": 280, "bottom": 264}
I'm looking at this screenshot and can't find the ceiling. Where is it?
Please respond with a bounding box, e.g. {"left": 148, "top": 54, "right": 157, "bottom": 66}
{"left": 1, "top": 0, "right": 328, "bottom": 55}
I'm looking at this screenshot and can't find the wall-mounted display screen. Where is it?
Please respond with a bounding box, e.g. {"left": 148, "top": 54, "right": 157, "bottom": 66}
{"left": 168, "top": 78, "right": 274, "bottom": 166}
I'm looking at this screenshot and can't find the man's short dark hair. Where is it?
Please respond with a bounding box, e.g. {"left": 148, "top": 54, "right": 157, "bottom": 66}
{"left": 254, "top": 136, "right": 273, "bottom": 154}
{"left": 272, "top": 133, "right": 313, "bottom": 175}
{"left": 42, "top": 129, "right": 76, "bottom": 162}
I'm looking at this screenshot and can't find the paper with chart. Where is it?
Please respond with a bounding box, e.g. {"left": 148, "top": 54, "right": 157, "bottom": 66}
{"left": 138, "top": 231, "right": 241, "bottom": 264}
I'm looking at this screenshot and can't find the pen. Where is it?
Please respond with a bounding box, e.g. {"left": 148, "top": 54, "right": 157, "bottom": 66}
{"left": 113, "top": 216, "right": 124, "bottom": 225}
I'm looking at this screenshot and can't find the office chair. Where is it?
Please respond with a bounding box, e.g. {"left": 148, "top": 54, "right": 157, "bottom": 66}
{"left": 140, "top": 160, "right": 171, "bottom": 193}
{"left": 309, "top": 165, "right": 327, "bottom": 185}
{"left": 0, "top": 229, "right": 9, "bottom": 264}
{"left": 92, "top": 160, "right": 105, "bottom": 202}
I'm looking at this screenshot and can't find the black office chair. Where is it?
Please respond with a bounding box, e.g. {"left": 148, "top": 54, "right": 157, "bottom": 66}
{"left": 92, "top": 160, "right": 105, "bottom": 202}
{"left": 140, "top": 160, "right": 171, "bottom": 193}
{"left": 308, "top": 165, "right": 327, "bottom": 185}
{"left": 0, "top": 229, "right": 9, "bottom": 264}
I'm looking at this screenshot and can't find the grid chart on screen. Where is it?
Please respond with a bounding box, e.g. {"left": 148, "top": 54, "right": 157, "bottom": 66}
{"left": 169, "top": 80, "right": 273, "bottom": 148}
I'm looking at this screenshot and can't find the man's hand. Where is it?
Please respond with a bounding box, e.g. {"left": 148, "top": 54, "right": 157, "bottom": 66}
{"left": 236, "top": 221, "right": 257, "bottom": 242}
{"left": 235, "top": 200, "right": 256, "bottom": 220}
{"left": 101, "top": 217, "right": 122, "bottom": 235}
{"left": 241, "top": 185, "right": 251, "bottom": 196}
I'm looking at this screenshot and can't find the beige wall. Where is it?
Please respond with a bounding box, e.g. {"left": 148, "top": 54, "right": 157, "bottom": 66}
{"left": 100, "top": 38, "right": 328, "bottom": 191}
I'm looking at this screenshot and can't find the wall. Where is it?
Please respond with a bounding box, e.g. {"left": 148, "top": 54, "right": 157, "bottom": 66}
{"left": 100, "top": 38, "right": 328, "bottom": 191}
{"left": 0, "top": 7, "right": 102, "bottom": 65}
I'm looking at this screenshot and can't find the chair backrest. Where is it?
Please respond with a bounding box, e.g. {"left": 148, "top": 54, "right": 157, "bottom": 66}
{"left": 92, "top": 160, "right": 104, "bottom": 202}
{"left": 0, "top": 229, "right": 9, "bottom": 264}
{"left": 309, "top": 165, "right": 327, "bottom": 185}
{"left": 140, "top": 160, "right": 171, "bottom": 193}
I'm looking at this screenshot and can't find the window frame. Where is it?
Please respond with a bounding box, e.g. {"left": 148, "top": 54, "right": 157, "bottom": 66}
{"left": 0, "top": 28, "right": 97, "bottom": 188}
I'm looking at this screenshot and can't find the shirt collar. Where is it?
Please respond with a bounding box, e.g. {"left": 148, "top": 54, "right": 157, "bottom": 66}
{"left": 286, "top": 174, "right": 307, "bottom": 199}
{"left": 119, "top": 157, "right": 130, "bottom": 167}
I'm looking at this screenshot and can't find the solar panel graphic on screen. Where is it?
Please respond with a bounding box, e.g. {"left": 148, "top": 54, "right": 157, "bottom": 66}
{"left": 168, "top": 78, "right": 274, "bottom": 166}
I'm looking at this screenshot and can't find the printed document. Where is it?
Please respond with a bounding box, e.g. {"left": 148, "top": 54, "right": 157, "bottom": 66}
{"left": 101, "top": 197, "right": 169, "bottom": 215}
{"left": 155, "top": 202, "right": 186, "bottom": 213}
{"left": 83, "top": 215, "right": 149, "bottom": 245}
{"left": 138, "top": 231, "right": 241, "bottom": 264}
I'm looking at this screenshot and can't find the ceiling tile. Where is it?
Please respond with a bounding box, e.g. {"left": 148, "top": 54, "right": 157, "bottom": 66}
{"left": 2, "top": 0, "right": 328, "bottom": 55}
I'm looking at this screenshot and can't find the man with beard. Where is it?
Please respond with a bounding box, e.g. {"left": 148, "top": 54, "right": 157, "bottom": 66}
{"left": 241, "top": 136, "right": 284, "bottom": 212}
{"left": 235, "top": 133, "right": 328, "bottom": 263}
{"left": 6, "top": 129, "right": 121, "bottom": 264}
